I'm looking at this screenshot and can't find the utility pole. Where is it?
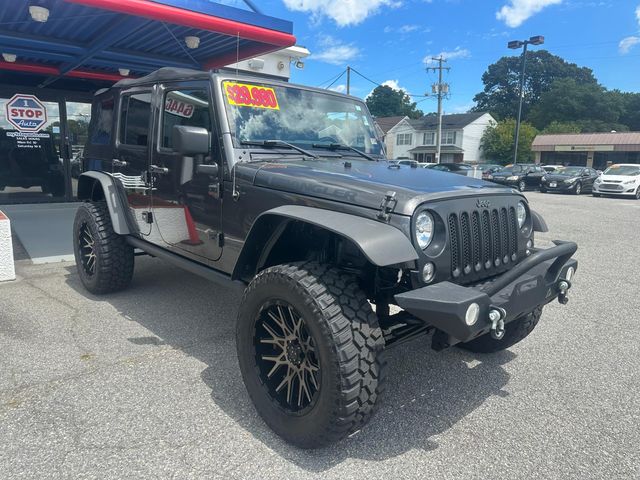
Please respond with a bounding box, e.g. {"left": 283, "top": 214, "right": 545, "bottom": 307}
{"left": 427, "top": 57, "right": 450, "bottom": 164}
{"left": 346, "top": 66, "right": 351, "bottom": 95}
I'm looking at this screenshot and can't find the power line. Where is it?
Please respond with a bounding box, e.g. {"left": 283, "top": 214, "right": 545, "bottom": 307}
{"left": 317, "top": 70, "right": 346, "bottom": 88}
{"left": 325, "top": 70, "right": 346, "bottom": 90}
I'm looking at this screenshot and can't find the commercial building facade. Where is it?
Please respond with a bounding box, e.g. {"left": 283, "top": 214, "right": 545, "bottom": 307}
{"left": 532, "top": 132, "right": 640, "bottom": 170}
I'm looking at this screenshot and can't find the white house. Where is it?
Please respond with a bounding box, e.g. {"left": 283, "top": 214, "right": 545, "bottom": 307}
{"left": 379, "top": 112, "right": 496, "bottom": 163}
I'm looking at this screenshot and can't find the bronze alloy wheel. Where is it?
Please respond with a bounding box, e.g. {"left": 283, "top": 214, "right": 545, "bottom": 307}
{"left": 254, "top": 301, "right": 320, "bottom": 413}
{"left": 78, "top": 222, "right": 97, "bottom": 276}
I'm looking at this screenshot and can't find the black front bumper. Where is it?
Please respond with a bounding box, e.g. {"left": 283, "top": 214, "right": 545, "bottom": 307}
{"left": 395, "top": 241, "right": 577, "bottom": 344}
{"left": 541, "top": 181, "right": 576, "bottom": 192}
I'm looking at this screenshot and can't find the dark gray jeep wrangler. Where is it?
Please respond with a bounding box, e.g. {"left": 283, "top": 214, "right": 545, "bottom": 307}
{"left": 74, "top": 68, "right": 578, "bottom": 448}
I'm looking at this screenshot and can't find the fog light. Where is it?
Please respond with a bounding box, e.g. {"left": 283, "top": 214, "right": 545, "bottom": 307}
{"left": 422, "top": 262, "right": 435, "bottom": 283}
{"left": 465, "top": 303, "right": 480, "bottom": 326}
{"left": 526, "top": 239, "right": 533, "bottom": 249}
{"left": 565, "top": 266, "right": 575, "bottom": 282}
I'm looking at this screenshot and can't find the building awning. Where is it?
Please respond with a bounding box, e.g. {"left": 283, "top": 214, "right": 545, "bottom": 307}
{"left": 0, "top": 0, "right": 295, "bottom": 89}
{"left": 408, "top": 145, "right": 464, "bottom": 154}
{"left": 532, "top": 132, "right": 640, "bottom": 152}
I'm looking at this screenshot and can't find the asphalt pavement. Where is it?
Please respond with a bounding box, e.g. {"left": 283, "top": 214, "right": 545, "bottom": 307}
{"left": 1, "top": 192, "right": 639, "bottom": 479}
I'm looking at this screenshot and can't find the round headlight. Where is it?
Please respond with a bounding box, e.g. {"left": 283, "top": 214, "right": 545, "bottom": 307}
{"left": 415, "top": 211, "right": 434, "bottom": 249}
{"left": 517, "top": 202, "right": 527, "bottom": 228}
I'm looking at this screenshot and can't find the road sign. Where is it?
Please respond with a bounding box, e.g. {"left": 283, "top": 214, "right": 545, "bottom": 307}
{"left": 5, "top": 94, "right": 48, "bottom": 132}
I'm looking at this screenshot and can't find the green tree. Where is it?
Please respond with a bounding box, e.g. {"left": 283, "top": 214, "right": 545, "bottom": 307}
{"left": 528, "top": 78, "right": 625, "bottom": 131}
{"left": 542, "top": 121, "right": 582, "bottom": 134}
{"left": 473, "top": 50, "right": 597, "bottom": 121}
{"left": 619, "top": 92, "right": 640, "bottom": 131}
{"left": 366, "top": 85, "right": 423, "bottom": 119}
{"left": 480, "top": 119, "right": 538, "bottom": 164}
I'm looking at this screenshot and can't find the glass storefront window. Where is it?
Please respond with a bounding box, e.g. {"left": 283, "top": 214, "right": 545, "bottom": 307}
{"left": 66, "top": 101, "right": 91, "bottom": 199}
{"left": 0, "top": 97, "right": 64, "bottom": 203}
{"left": 0, "top": 96, "right": 92, "bottom": 204}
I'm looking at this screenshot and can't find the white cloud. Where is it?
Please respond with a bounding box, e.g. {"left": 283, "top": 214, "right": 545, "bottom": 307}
{"left": 423, "top": 47, "right": 470, "bottom": 64}
{"left": 312, "top": 36, "right": 360, "bottom": 65}
{"left": 618, "top": 5, "right": 640, "bottom": 54}
{"left": 496, "top": 0, "right": 562, "bottom": 28}
{"left": 399, "top": 24, "right": 420, "bottom": 33}
{"left": 619, "top": 36, "right": 640, "bottom": 54}
{"left": 282, "top": 0, "right": 402, "bottom": 27}
{"left": 329, "top": 84, "right": 347, "bottom": 93}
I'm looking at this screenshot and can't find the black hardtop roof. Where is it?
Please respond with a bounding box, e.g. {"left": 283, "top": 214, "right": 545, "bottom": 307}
{"left": 108, "top": 68, "right": 365, "bottom": 103}
{"left": 114, "top": 67, "right": 210, "bottom": 88}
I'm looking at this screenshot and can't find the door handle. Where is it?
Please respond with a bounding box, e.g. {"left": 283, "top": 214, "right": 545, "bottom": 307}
{"left": 112, "top": 159, "right": 128, "bottom": 168}
{"left": 150, "top": 164, "right": 169, "bottom": 174}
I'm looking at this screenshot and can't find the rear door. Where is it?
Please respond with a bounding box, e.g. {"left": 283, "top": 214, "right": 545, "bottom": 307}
{"left": 114, "top": 88, "right": 154, "bottom": 236}
{"left": 150, "top": 81, "right": 223, "bottom": 263}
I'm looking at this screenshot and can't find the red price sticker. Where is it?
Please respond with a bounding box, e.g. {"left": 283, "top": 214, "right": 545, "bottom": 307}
{"left": 223, "top": 81, "right": 280, "bottom": 110}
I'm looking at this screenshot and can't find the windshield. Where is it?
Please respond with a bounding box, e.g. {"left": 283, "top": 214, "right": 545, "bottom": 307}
{"left": 500, "top": 165, "right": 525, "bottom": 174}
{"left": 557, "top": 167, "right": 583, "bottom": 176}
{"left": 604, "top": 165, "right": 640, "bottom": 176}
{"left": 221, "top": 80, "right": 383, "bottom": 156}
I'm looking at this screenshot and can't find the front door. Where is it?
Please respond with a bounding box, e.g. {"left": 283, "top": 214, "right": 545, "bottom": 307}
{"left": 150, "top": 83, "right": 223, "bottom": 262}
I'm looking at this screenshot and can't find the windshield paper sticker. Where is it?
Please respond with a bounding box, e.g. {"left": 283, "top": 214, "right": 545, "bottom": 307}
{"left": 223, "top": 82, "right": 280, "bottom": 110}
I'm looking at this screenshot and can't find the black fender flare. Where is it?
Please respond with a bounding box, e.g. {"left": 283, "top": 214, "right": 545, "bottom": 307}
{"left": 232, "top": 205, "right": 418, "bottom": 280}
{"left": 531, "top": 209, "right": 548, "bottom": 233}
{"left": 77, "top": 171, "right": 136, "bottom": 235}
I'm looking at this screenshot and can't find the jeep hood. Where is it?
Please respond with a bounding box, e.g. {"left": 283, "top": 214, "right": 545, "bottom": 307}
{"left": 243, "top": 159, "right": 514, "bottom": 216}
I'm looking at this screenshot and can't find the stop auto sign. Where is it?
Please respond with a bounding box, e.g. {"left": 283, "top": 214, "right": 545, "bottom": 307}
{"left": 5, "top": 94, "right": 48, "bottom": 132}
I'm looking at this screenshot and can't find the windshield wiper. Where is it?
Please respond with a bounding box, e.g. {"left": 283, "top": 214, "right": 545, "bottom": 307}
{"left": 311, "top": 143, "right": 377, "bottom": 162}
{"left": 241, "top": 140, "right": 318, "bottom": 159}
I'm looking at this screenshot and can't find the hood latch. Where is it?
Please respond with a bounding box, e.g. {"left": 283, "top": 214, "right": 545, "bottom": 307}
{"left": 377, "top": 191, "right": 397, "bottom": 222}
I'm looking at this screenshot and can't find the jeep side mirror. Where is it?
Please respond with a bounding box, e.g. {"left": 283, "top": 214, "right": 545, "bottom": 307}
{"left": 196, "top": 163, "right": 218, "bottom": 176}
{"left": 172, "top": 125, "right": 209, "bottom": 155}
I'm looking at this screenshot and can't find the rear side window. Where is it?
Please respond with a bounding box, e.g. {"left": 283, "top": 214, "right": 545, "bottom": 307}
{"left": 89, "top": 96, "right": 114, "bottom": 145}
{"left": 119, "top": 93, "right": 151, "bottom": 146}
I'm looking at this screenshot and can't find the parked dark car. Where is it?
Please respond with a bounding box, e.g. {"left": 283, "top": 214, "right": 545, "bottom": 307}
{"left": 540, "top": 166, "right": 599, "bottom": 194}
{"left": 427, "top": 162, "right": 473, "bottom": 175}
{"left": 73, "top": 68, "right": 578, "bottom": 448}
{"left": 489, "top": 164, "right": 546, "bottom": 192}
{"left": 480, "top": 164, "right": 503, "bottom": 180}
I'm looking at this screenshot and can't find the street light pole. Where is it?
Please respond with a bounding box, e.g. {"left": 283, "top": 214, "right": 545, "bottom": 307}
{"left": 508, "top": 35, "right": 544, "bottom": 164}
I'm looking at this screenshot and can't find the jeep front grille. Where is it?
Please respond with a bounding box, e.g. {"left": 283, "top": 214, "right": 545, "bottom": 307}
{"left": 448, "top": 206, "right": 519, "bottom": 282}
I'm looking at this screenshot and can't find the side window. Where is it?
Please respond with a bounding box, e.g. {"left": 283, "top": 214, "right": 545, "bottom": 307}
{"left": 161, "top": 89, "right": 211, "bottom": 150}
{"left": 90, "top": 96, "right": 114, "bottom": 145}
{"left": 119, "top": 93, "right": 152, "bottom": 146}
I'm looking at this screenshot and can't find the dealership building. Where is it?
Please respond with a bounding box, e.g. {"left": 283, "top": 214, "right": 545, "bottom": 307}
{"left": 532, "top": 132, "right": 640, "bottom": 170}
{"left": 0, "top": 0, "right": 299, "bottom": 206}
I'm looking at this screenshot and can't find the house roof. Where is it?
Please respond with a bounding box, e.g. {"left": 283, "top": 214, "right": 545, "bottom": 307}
{"left": 374, "top": 116, "right": 406, "bottom": 134}
{"left": 408, "top": 112, "right": 487, "bottom": 130}
{"left": 532, "top": 132, "right": 640, "bottom": 149}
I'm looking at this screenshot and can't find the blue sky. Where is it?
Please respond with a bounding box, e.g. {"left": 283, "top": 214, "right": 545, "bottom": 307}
{"left": 233, "top": 0, "right": 640, "bottom": 115}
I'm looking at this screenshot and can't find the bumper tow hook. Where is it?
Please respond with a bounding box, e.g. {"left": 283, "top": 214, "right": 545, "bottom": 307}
{"left": 489, "top": 307, "right": 506, "bottom": 340}
{"left": 558, "top": 279, "right": 571, "bottom": 305}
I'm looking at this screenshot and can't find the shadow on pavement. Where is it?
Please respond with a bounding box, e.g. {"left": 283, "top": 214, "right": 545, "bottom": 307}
{"left": 65, "top": 256, "right": 515, "bottom": 472}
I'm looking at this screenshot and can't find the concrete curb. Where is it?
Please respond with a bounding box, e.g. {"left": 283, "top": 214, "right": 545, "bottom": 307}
{"left": 0, "top": 210, "right": 16, "bottom": 281}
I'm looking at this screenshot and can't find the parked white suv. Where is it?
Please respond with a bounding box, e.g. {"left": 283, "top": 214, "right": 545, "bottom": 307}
{"left": 593, "top": 164, "right": 640, "bottom": 199}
